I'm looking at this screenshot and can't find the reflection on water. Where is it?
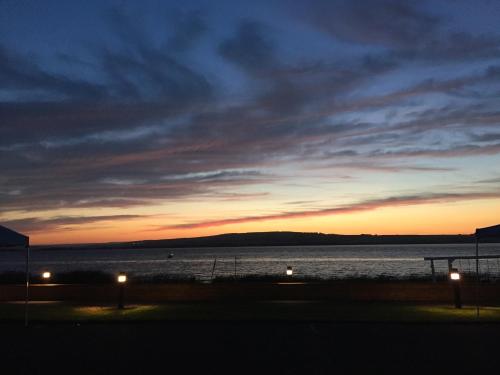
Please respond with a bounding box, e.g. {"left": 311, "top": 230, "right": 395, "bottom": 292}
{"left": 1, "top": 243, "right": 499, "bottom": 279}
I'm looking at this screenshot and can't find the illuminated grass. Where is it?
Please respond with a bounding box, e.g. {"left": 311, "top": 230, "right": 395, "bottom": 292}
{"left": 75, "top": 305, "right": 159, "bottom": 319}
{"left": 1, "top": 302, "right": 500, "bottom": 322}
{"left": 414, "top": 305, "right": 500, "bottom": 320}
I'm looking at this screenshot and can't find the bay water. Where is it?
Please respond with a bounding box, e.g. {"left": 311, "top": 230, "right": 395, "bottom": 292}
{"left": 1, "top": 243, "right": 499, "bottom": 280}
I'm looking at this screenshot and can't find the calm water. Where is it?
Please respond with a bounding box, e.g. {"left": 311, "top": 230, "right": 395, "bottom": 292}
{"left": 1, "top": 243, "right": 500, "bottom": 279}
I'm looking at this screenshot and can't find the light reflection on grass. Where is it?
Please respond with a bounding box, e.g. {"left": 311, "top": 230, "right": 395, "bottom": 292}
{"left": 74, "top": 305, "right": 160, "bottom": 319}
{"left": 2, "top": 302, "right": 500, "bottom": 322}
{"left": 49, "top": 304, "right": 500, "bottom": 322}
{"left": 414, "top": 305, "right": 500, "bottom": 320}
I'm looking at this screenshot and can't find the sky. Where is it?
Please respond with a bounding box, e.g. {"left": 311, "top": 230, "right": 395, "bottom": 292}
{"left": 1, "top": 0, "right": 500, "bottom": 244}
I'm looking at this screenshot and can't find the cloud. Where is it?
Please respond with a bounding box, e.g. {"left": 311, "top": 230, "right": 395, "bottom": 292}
{"left": 370, "top": 143, "right": 500, "bottom": 159}
{"left": 2, "top": 214, "right": 145, "bottom": 233}
{"left": 305, "top": 0, "right": 440, "bottom": 48}
{"left": 303, "top": 0, "right": 500, "bottom": 62}
{"left": 470, "top": 132, "right": 500, "bottom": 142}
{"left": 396, "top": 32, "right": 500, "bottom": 61}
{"left": 161, "top": 170, "right": 268, "bottom": 182}
{"left": 0, "top": 164, "right": 273, "bottom": 211}
{"left": 218, "top": 20, "right": 276, "bottom": 75}
{"left": 3, "top": 59, "right": 499, "bottom": 213}
{"left": 2, "top": 56, "right": 499, "bottom": 213}
{"left": 0, "top": 44, "right": 106, "bottom": 100}
{"left": 321, "top": 162, "right": 456, "bottom": 173}
{"left": 1, "top": 2, "right": 500, "bottom": 223}
{"left": 167, "top": 10, "right": 208, "bottom": 52}
{"left": 165, "top": 191, "right": 500, "bottom": 230}
{"left": 477, "top": 177, "right": 500, "bottom": 184}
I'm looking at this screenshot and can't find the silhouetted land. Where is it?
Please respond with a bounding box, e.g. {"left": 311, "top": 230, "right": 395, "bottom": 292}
{"left": 35, "top": 231, "right": 499, "bottom": 250}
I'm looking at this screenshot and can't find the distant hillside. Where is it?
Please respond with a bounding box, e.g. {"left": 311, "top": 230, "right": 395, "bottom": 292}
{"left": 126, "top": 231, "right": 481, "bottom": 248}
{"left": 49, "top": 231, "right": 490, "bottom": 250}
{"left": 36, "top": 231, "right": 498, "bottom": 250}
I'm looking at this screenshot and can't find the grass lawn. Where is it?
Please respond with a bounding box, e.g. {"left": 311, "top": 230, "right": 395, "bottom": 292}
{"left": 2, "top": 301, "right": 500, "bottom": 322}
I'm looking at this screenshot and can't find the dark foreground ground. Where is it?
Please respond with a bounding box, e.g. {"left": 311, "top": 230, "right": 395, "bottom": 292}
{"left": 3, "top": 320, "right": 500, "bottom": 375}
{"left": 2, "top": 279, "right": 499, "bottom": 374}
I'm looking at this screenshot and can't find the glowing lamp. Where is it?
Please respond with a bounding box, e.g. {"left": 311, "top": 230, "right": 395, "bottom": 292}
{"left": 286, "top": 266, "right": 293, "bottom": 276}
{"left": 450, "top": 269, "right": 460, "bottom": 281}
{"left": 117, "top": 273, "right": 127, "bottom": 283}
{"left": 42, "top": 271, "right": 51, "bottom": 279}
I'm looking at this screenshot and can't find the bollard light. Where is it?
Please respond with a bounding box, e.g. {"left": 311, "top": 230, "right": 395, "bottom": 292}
{"left": 117, "top": 272, "right": 127, "bottom": 309}
{"left": 449, "top": 268, "right": 462, "bottom": 309}
{"left": 42, "top": 271, "right": 51, "bottom": 280}
{"left": 286, "top": 266, "right": 293, "bottom": 276}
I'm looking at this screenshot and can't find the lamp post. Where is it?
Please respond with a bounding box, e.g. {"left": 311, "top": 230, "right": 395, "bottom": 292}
{"left": 117, "top": 273, "right": 127, "bottom": 309}
{"left": 449, "top": 268, "right": 462, "bottom": 308}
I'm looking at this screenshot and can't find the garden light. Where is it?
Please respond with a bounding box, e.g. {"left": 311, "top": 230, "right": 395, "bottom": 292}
{"left": 117, "top": 272, "right": 127, "bottom": 309}
{"left": 449, "top": 268, "right": 462, "bottom": 309}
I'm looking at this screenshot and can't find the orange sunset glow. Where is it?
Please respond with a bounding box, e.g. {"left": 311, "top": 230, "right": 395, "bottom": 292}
{"left": 26, "top": 197, "right": 500, "bottom": 244}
